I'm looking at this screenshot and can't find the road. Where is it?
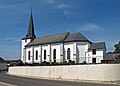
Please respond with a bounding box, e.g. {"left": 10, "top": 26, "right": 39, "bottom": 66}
{"left": 0, "top": 72, "right": 119, "bottom": 86}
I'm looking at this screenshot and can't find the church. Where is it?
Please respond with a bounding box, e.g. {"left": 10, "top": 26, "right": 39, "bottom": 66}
{"left": 21, "top": 12, "right": 107, "bottom": 64}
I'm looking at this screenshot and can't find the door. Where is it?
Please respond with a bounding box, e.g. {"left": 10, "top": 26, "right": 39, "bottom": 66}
{"left": 92, "top": 58, "right": 96, "bottom": 63}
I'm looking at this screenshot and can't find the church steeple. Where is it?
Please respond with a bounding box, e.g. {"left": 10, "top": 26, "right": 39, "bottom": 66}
{"left": 25, "top": 9, "right": 36, "bottom": 39}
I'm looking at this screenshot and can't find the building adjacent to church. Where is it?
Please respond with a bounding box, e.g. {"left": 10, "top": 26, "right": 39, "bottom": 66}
{"left": 21, "top": 13, "right": 107, "bottom": 64}
{"left": 0, "top": 57, "right": 7, "bottom": 71}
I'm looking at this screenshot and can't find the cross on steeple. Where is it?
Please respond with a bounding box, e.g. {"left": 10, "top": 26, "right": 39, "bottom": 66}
{"left": 30, "top": 7, "right": 32, "bottom": 15}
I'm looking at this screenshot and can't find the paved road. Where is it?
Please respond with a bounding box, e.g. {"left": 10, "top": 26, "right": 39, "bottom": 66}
{"left": 0, "top": 72, "right": 119, "bottom": 86}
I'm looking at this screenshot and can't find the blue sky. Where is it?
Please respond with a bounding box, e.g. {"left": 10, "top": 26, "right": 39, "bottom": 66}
{"left": 0, "top": 0, "right": 120, "bottom": 60}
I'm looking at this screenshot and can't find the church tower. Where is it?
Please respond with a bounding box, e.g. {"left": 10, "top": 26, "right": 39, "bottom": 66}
{"left": 21, "top": 10, "right": 36, "bottom": 63}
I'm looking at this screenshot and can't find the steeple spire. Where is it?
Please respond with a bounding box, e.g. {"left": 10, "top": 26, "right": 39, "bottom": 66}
{"left": 25, "top": 8, "right": 36, "bottom": 39}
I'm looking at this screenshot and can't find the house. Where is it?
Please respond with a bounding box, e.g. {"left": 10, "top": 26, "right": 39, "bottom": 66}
{"left": 21, "top": 12, "right": 107, "bottom": 64}
{"left": 0, "top": 57, "right": 7, "bottom": 71}
{"left": 101, "top": 53, "right": 120, "bottom": 63}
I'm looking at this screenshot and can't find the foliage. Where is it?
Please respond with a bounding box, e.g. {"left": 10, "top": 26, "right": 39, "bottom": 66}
{"left": 107, "top": 52, "right": 113, "bottom": 54}
{"left": 114, "top": 41, "right": 120, "bottom": 54}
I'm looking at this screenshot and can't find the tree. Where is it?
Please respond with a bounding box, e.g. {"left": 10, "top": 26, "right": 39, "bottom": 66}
{"left": 114, "top": 41, "right": 120, "bottom": 54}
{"left": 107, "top": 52, "right": 113, "bottom": 54}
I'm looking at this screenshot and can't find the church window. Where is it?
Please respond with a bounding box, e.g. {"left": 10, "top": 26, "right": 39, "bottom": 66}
{"left": 28, "top": 51, "right": 30, "bottom": 60}
{"left": 92, "top": 49, "right": 96, "bottom": 55}
{"left": 44, "top": 50, "right": 46, "bottom": 60}
{"left": 67, "top": 48, "right": 70, "bottom": 60}
{"left": 53, "top": 49, "right": 56, "bottom": 62}
{"left": 36, "top": 50, "right": 38, "bottom": 60}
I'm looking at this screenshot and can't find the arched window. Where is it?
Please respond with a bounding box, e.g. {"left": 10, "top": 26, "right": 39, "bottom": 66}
{"left": 28, "top": 51, "right": 30, "bottom": 60}
{"left": 53, "top": 49, "right": 56, "bottom": 62}
{"left": 67, "top": 48, "right": 70, "bottom": 60}
{"left": 36, "top": 50, "right": 38, "bottom": 60}
{"left": 44, "top": 50, "right": 46, "bottom": 60}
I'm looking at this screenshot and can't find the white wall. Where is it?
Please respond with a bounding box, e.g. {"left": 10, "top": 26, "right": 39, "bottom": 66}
{"left": 41, "top": 45, "right": 48, "bottom": 62}
{"left": 51, "top": 43, "right": 61, "bottom": 62}
{"left": 34, "top": 46, "right": 41, "bottom": 63}
{"left": 23, "top": 41, "right": 105, "bottom": 64}
{"left": 64, "top": 43, "right": 74, "bottom": 61}
{"left": 24, "top": 43, "right": 62, "bottom": 64}
{"left": 77, "top": 42, "right": 89, "bottom": 63}
{"left": 8, "top": 64, "right": 120, "bottom": 81}
{"left": 0, "top": 63, "right": 7, "bottom": 70}
{"left": 88, "top": 49, "right": 103, "bottom": 63}
{"left": 26, "top": 47, "right": 33, "bottom": 63}
{"left": 21, "top": 39, "right": 32, "bottom": 63}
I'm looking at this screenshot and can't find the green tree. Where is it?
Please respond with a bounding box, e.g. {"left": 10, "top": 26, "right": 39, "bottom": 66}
{"left": 107, "top": 52, "right": 113, "bottom": 54}
{"left": 114, "top": 41, "right": 120, "bottom": 54}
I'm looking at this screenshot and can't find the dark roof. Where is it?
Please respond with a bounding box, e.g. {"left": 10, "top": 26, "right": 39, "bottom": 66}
{"left": 89, "top": 42, "right": 106, "bottom": 50}
{"left": 22, "top": 12, "right": 36, "bottom": 40}
{"left": 26, "top": 32, "right": 69, "bottom": 46}
{"left": 64, "top": 32, "right": 91, "bottom": 43}
{"left": 0, "top": 57, "right": 6, "bottom": 63}
{"left": 26, "top": 32, "right": 91, "bottom": 47}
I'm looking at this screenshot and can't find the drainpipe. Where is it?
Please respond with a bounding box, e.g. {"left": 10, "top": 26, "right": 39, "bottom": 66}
{"left": 23, "top": 48, "right": 26, "bottom": 64}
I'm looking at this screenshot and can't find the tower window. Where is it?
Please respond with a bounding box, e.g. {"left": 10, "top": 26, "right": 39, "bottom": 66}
{"left": 36, "top": 50, "right": 38, "bottom": 60}
{"left": 67, "top": 48, "right": 70, "bottom": 60}
{"left": 28, "top": 51, "right": 30, "bottom": 60}
{"left": 92, "top": 49, "right": 96, "bottom": 55}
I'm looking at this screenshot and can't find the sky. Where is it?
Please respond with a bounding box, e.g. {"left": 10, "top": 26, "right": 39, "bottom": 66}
{"left": 0, "top": 0, "right": 120, "bottom": 60}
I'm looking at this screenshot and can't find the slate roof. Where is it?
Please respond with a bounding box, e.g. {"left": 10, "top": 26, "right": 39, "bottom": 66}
{"left": 64, "top": 32, "right": 91, "bottom": 42}
{"left": 89, "top": 42, "right": 106, "bottom": 50}
{"left": 0, "top": 57, "right": 6, "bottom": 63}
{"left": 26, "top": 32, "right": 91, "bottom": 47}
{"left": 22, "top": 12, "right": 36, "bottom": 40}
{"left": 26, "top": 32, "right": 69, "bottom": 46}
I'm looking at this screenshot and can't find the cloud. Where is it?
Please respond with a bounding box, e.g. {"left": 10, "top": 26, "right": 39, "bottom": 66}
{"left": 0, "top": 3, "right": 28, "bottom": 13}
{"left": 58, "top": 4, "right": 71, "bottom": 9}
{"left": 58, "top": 4, "right": 72, "bottom": 16}
{"left": 0, "top": 37, "right": 20, "bottom": 42}
{"left": 46, "top": 0, "right": 56, "bottom": 4}
{"left": 0, "top": 3, "right": 25, "bottom": 8}
{"left": 79, "top": 23, "right": 101, "bottom": 31}
{"left": 45, "top": 0, "right": 58, "bottom": 6}
{"left": 45, "top": 0, "right": 72, "bottom": 16}
{"left": 64, "top": 10, "right": 72, "bottom": 16}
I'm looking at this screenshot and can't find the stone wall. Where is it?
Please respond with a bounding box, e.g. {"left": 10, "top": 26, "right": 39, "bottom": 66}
{"left": 8, "top": 64, "right": 120, "bottom": 81}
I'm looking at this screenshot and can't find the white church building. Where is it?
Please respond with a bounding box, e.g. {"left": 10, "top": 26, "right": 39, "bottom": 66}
{"left": 21, "top": 13, "right": 107, "bottom": 64}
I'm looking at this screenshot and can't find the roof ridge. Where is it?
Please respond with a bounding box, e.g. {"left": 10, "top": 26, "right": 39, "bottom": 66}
{"left": 93, "top": 42, "right": 105, "bottom": 44}
{"left": 26, "top": 32, "right": 69, "bottom": 46}
{"left": 36, "top": 32, "right": 69, "bottom": 39}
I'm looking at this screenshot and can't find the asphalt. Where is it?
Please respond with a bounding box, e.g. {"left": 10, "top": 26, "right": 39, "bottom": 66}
{"left": 0, "top": 82, "right": 17, "bottom": 86}
{"left": 0, "top": 71, "right": 119, "bottom": 86}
